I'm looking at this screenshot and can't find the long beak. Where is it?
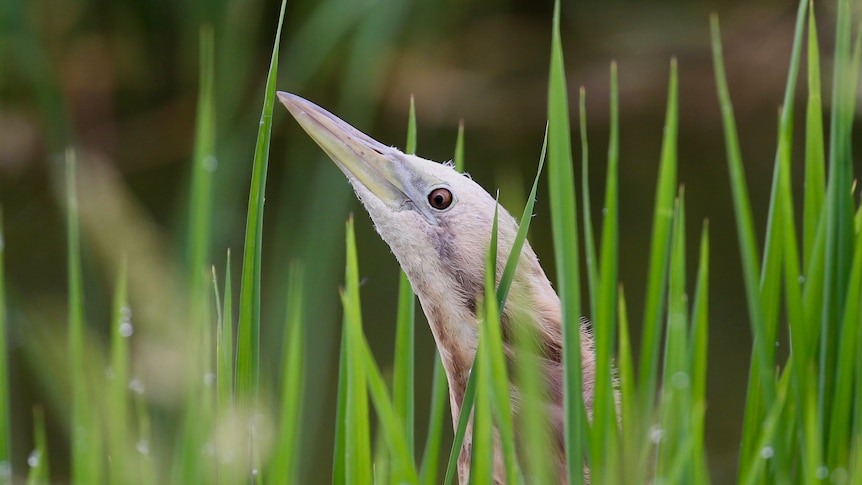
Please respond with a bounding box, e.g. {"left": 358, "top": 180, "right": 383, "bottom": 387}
{"left": 277, "top": 92, "right": 409, "bottom": 210}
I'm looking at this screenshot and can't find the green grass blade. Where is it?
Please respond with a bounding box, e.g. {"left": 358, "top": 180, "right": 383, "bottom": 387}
{"left": 269, "top": 263, "right": 306, "bottom": 484}
{"left": 419, "top": 353, "right": 449, "bottom": 485}
{"left": 342, "top": 217, "right": 373, "bottom": 485}
{"left": 217, "top": 250, "right": 234, "bottom": 418}
{"left": 639, "top": 58, "right": 678, "bottom": 415}
{"left": 498, "top": 124, "right": 547, "bottom": 309}
{"left": 690, "top": 222, "right": 710, "bottom": 485}
{"left": 26, "top": 407, "right": 49, "bottom": 485}
{"left": 406, "top": 95, "right": 417, "bottom": 154}
{"left": 710, "top": 21, "right": 777, "bottom": 475}
{"left": 66, "top": 149, "right": 99, "bottom": 485}
{"left": 332, "top": 326, "right": 349, "bottom": 484}
{"left": 186, "top": 26, "right": 217, "bottom": 295}
{"left": 108, "top": 258, "right": 131, "bottom": 484}
{"left": 393, "top": 96, "right": 417, "bottom": 458}
{"left": 359, "top": 331, "right": 420, "bottom": 483}
{"left": 547, "top": 1, "right": 586, "bottom": 480}
{"left": 484, "top": 206, "right": 521, "bottom": 484}
{"left": 803, "top": 6, "right": 826, "bottom": 272}
{"left": 470, "top": 323, "right": 494, "bottom": 485}
{"left": 0, "top": 212, "right": 9, "bottom": 483}
{"left": 454, "top": 121, "right": 465, "bottom": 173}
{"left": 341, "top": 218, "right": 418, "bottom": 483}
{"left": 616, "top": 287, "right": 641, "bottom": 484}
{"left": 579, "top": 87, "right": 599, "bottom": 319}
{"left": 657, "top": 191, "right": 689, "bottom": 481}
{"left": 756, "top": 0, "right": 807, "bottom": 366}
{"left": 739, "top": 368, "right": 792, "bottom": 485}
{"left": 591, "top": 61, "right": 620, "bottom": 479}
{"left": 213, "top": 254, "right": 241, "bottom": 485}
{"left": 236, "top": 0, "right": 288, "bottom": 402}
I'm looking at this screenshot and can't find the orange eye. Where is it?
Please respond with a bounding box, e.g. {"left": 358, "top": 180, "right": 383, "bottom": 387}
{"left": 428, "top": 188, "right": 453, "bottom": 210}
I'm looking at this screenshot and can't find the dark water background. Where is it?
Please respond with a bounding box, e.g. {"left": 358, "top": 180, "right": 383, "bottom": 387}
{"left": 1, "top": 0, "right": 859, "bottom": 482}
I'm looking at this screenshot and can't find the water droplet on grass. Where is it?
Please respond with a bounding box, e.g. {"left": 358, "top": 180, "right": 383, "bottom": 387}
{"left": 203, "top": 156, "right": 218, "bottom": 172}
{"left": 816, "top": 466, "right": 828, "bottom": 479}
{"left": 136, "top": 439, "right": 150, "bottom": 455}
{"left": 119, "top": 322, "right": 133, "bottom": 337}
{"left": 27, "top": 450, "right": 40, "bottom": 468}
{"left": 129, "top": 378, "right": 145, "bottom": 394}
{"left": 760, "top": 446, "right": 774, "bottom": 459}
{"left": 671, "top": 371, "right": 690, "bottom": 389}
{"left": 650, "top": 425, "right": 663, "bottom": 444}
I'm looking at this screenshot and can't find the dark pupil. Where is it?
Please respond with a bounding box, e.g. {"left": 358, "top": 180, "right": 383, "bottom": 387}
{"left": 430, "top": 189, "right": 451, "bottom": 209}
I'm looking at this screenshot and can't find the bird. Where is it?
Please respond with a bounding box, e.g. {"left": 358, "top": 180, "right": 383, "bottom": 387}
{"left": 277, "top": 92, "right": 596, "bottom": 484}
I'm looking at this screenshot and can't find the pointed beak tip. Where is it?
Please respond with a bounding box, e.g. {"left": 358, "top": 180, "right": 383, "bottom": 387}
{"left": 276, "top": 91, "right": 304, "bottom": 116}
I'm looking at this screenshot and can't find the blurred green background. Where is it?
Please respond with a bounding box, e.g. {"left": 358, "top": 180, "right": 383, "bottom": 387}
{"left": 1, "top": 0, "right": 860, "bottom": 482}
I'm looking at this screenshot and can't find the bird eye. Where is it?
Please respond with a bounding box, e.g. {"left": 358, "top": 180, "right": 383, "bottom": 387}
{"left": 428, "top": 188, "right": 453, "bottom": 210}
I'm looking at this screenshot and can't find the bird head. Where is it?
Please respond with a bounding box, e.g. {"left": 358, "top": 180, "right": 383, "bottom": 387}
{"left": 278, "top": 93, "right": 568, "bottom": 399}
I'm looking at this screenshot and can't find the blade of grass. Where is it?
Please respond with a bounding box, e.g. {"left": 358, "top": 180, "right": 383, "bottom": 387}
{"left": 469, "top": 320, "right": 494, "bottom": 485}
{"left": 331, "top": 325, "right": 349, "bottom": 484}
{"left": 341, "top": 218, "right": 419, "bottom": 483}
{"left": 710, "top": 19, "right": 778, "bottom": 479}
{"left": 638, "top": 58, "right": 678, "bottom": 418}
{"left": 591, "top": 61, "right": 620, "bottom": 480}
{"left": 739, "top": 366, "right": 792, "bottom": 485}
{"left": 454, "top": 121, "right": 465, "bottom": 173}
{"left": 483, "top": 205, "right": 521, "bottom": 484}
{"left": 216, "top": 250, "right": 234, "bottom": 421}
{"left": 579, "top": 87, "right": 598, "bottom": 319}
{"left": 803, "top": 4, "right": 826, "bottom": 273}
{"left": 236, "top": 0, "right": 288, "bottom": 402}
{"left": 419, "top": 353, "right": 449, "bottom": 485}
{"left": 616, "top": 287, "right": 641, "bottom": 484}
{"left": 213, "top": 254, "right": 241, "bottom": 485}
{"left": 498, "top": 124, "right": 547, "bottom": 309}
{"left": 342, "top": 217, "right": 372, "bottom": 485}
{"left": 0, "top": 211, "right": 9, "bottom": 484}
{"left": 547, "top": 1, "right": 586, "bottom": 480}
{"left": 186, "top": 26, "right": 217, "bottom": 295}
{"left": 360, "top": 334, "right": 421, "bottom": 484}
{"left": 393, "top": 96, "right": 418, "bottom": 459}
{"left": 108, "top": 257, "right": 131, "bottom": 484}
{"left": 689, "top": 222, "right": 710, "bottom": 485}
{"left": 133, "top": 391, "right": 155, "bottom": 485}
{"left": 26, "top": 407, "right": 48, "bottom": 485}
{"left": 657, "top": 192, "right": 689, "bottom": 481}
{"left": 66, "top": 149, "right": 99, "bottom": 485}
{"left": 269, "top": 262, "right": 306, "bottom": 484}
